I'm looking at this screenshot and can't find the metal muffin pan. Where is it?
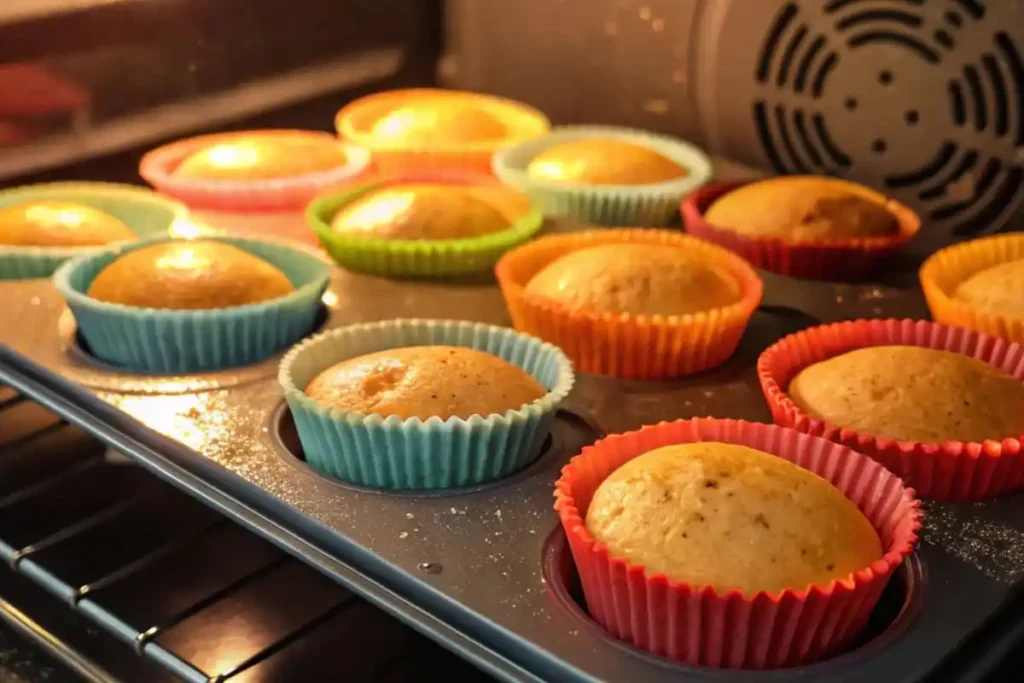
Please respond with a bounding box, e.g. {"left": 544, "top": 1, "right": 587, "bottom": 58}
{"left": 2, "top": 226, "right": 1024, "bottom": 683}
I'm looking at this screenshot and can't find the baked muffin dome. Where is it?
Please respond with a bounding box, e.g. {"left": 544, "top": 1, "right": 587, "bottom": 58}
{"left": 0, "top": 200, "right": 135, "bottom": 247}
{"left": 369, "top": 100, "right": 508, "bottom": 146}
{"left": 789, "top": 345, "right": 1024, "bottom": 443}
{"left": 305, "top": 345, "right": 546, "bottom": 420}
{"left": 526, "top": 139, "right": 687, "bottom": 186}
{"left": 585, "top": 442, "right": 882, "bottom": 595}
{"left": 705, "top": 176, "right": 900, "bottom": 241}
{"left": 524, "top": 243, "right": 741, "bottom": 316}
{"left": 173, "top": 134, "right": 349, "bottom": 181}
{"left": 953, "top": 259, "right": 1024, "bottom": 320}
{"left": 329, "top": 184, "right": 510, "bottom": 239}
{"left": 87, "top": 240, "right": 294, "bottom": 309}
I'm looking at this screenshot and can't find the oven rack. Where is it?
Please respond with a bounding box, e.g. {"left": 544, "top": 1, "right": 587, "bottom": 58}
{"left": 0, "top": 383, "right": 488, "bottom": 682}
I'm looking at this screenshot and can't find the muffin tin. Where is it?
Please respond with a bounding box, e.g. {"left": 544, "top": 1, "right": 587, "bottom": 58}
{"left": 2, "top": 219, "right": 1024, "bottom": 682}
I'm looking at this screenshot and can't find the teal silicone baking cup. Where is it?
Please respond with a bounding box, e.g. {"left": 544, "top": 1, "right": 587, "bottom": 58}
{"left": 279, "top": 318, "right": 575, "bottom": 490}
{"left": 0, "top": 182, "right": 189, "bottom": 280}
{"left": 492, "top": 125, "right": 713, "bottom": 227}
{"left": 306, "top": 178, "right": 544, "bottom": 277}
{"left": 53, "top": 235, "right": 332, "bottom": 373}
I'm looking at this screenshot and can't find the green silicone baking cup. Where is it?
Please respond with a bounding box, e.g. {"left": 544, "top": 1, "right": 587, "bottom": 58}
{"left": 279, "top": 318, "right": 575, "bottom": 490}
{"left": 306, "top": 183, "right": 544, "bottom": 277}
{"left": 0, "top": 182, "right": 189, "bottom": 280}
{"left": 53, "top": 235, "right": 331, "bottom": 373}
{"left": 492, "top": 125, "right": 714, "bottom": 227}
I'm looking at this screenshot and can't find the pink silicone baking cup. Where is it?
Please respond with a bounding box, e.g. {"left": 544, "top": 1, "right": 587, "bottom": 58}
{"left": 681, "top": 181, "right": 921, "bottom": 281}
{"left": 758, "top": 318, "right": 1024, "bottom": 501}
{"left": 138, "top": 129, "right": 372, "bottom": 213}
{"left": 554, "top": 418, "right": 920, "bottom": 670}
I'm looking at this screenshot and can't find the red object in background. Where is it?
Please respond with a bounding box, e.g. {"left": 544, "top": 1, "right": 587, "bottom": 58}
{"left": 0, "top": 120, "right": 27, "bottom": 147}
{"left": 0, "top": 63, "right": 90, "bottom": 117}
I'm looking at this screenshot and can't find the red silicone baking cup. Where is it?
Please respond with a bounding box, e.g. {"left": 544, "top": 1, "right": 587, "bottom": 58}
{"left": 681, "top": 181, "right": 921, "bottom": 281}
{"left": 139, "top": 130, "right": 372, "bottom": 213}
{"left": 554, "top": 418, "right": 920, "bottom": 669}
{"left": 495, "top": 229, "right": 763, "bottom": 379}
{"left": 758, "top": 318, "right": 1024, "bottom": 500}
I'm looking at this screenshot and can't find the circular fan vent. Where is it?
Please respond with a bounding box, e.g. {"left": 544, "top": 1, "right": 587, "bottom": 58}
{"left": 697, "top": 0, "right": 1024, "bottom": 253}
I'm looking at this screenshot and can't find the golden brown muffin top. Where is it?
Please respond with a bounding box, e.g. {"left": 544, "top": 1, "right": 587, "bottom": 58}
{"left": 953, "top": 259, "right": 1024, "bottom": 320}
{"left": 586, "top": 442, "right": 882, "bottom": 595}
{"left": 705, "top": 176, "right": 900, "bottom": 241}
{"left": 0, "top": 200, "right": 135, "bottom": 247}
{"left": 173, "top": 134, "right": 349, "bottom": 181}
{"left": 87, "top": 240, "right": 294, "bottom": 310}
{"left": 329, "top": 184, "right": 511, "bottom": 240}
{"left": 369, "top": 98, "right": 508, "bottom": 146}
{"left": 526, "top": 139, "right": 688, "bottom": 186}
{"left": 304, "top": 345, "right": 546, "bottom": 420}
{"left": 524, "top": 244, "right": 741, "bottom": 317}
{"left": 789, "top": 345, "right": 1024, "bottom": 443}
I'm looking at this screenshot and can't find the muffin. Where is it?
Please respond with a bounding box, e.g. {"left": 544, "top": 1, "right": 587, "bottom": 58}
{"left": 368, "top": 99, "right": 508, "bottom": 147}
{"left": 704, "top": 176, "right": 899, "bottom": 241}
{"left": 586, "top": 441, "right": 882, "bottom": 595}
{"left": 87, "top": 240, "right": 295, "bottom": 309}
{"left": 139, "top": 130, "right": 370, "bottom": 246}
{"left": 496, "top": 229, "right": 762, "bottom": 378}
{"left": 684, "top": 177, "right": 920, "bottom": 280}
{"left": 554, "top": 417, "right": 919, "bottom": 668}
{"left": 305, "top": 345, "right": 546, "bottom": 420}
{"left": 173, "top": 133, "right": 350, "bottom": 181}
{"left": 336, "top": 89, "right": 550, "bottom": 174}
{"left": 494, "top": 126, "right": 712, "bottom": 226}
{"left": 952, "top": 258, "right": 1024, "bottom": 320}
{"left": 920, "top": 234, "right": 1024, "bottom": 343}
{"left": 526, "top": 139, "right": 688, "bottom": 186}
{"left": 55, "top": 236, "right": 330, "bottom": 373}
{"left": 788, "top": 345, "right": 1024, "bottom": 444}
{"left": 524, "top": 243, "right": 741, "bottom": 316}
{"left": 307, "top": 177, "right": 543, "bottom": 277}
{"left": 280, "top": 319, "right": 574, "bottom": 489}
{"left": 328, "top": 183, "right": 510, "bottom": 240}
{"left": 0, "top": 200, "right": 135, "bottom": 247}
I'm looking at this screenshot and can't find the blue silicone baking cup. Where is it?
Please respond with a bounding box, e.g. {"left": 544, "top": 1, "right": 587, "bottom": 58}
{"left": 0, "top": 182, "right": 189, "bottom": 280}
{"left": 53, "top": 235, "right": 332, "bottom": 373}
{"left": 279, "top": 318, "right": 575, "bottom": 490}
{"left": 492, "top": 125, "right": 713, "bottom": 227}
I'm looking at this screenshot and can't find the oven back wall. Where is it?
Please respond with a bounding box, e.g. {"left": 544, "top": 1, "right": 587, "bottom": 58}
{"left": 445, "top": 0, "right": 1024, "bottom": 253}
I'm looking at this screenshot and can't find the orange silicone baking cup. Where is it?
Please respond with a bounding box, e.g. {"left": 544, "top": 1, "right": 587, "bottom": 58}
{"left": 682, "top": 181, "right": 921, "bottom": 281}
{"left": 554, "top": 418, "right": 920, "bottom": 669}
{"left": 335, "top": 88, "right": 550, "bottom": 176}
{"left": 494, "top": 229, "right": 763, "bottom": 379}
{"left": 920, "top": 232, "right": 1024, "bottom": 344}
{"left": 758, "top": 318, "right": 1024, "bottom": 501}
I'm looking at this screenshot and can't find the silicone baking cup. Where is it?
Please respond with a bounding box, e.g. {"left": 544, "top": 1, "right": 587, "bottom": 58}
{"left": 306, "top": 173, "right": 544, "bottom": 277}
{"left": 0, "top": 182, "right": 188, "bottom": 280}
{"left": 279, "top": 319, "right": 574, "bottom": 490}
{"left": 495, "top": 229, "right": 763, "bottom": 379}
{"left": 53, "top": 235, "right": 331, "bottom": 373}
{"left": 335, "top": 89, "right": 550, "bottom": 176}
{"left": 493, "top": 125, "right": 713, "bottom": 226}
{"left": 758, "top": 318, "right": 1024, "bottom": 501}
{"left": 139, "top": 130, "right": 371, "bottom": 244}
{"left": 554, "top": 418, "right": 920, "bottom": 669}
{"left": 920, "top": 232, "right": 1024, "bottom": 344}
{"left": 682, "top": 181, "right": 921, "bottom": 280}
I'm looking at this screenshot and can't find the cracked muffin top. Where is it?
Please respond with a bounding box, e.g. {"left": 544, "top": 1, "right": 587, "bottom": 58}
{"left": 585, "top": 441, "right": 882, "bottom": 595}
{"left": 788, "top": 345, "right": 1024, "bottom": 444}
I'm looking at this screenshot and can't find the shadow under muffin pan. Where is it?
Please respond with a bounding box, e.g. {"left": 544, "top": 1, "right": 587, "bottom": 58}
{"left": 5, "top": 254, "right": 1024, "bottom": 683}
